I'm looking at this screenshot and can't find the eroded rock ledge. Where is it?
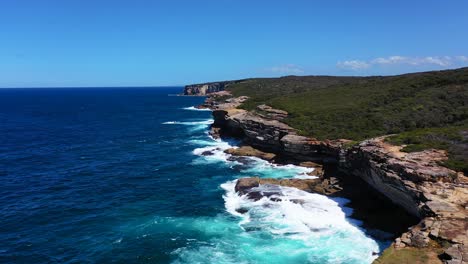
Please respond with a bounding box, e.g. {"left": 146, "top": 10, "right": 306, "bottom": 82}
{"left": 224, "top": 146, "right": 276, "bottom": 161}
{"left": 201, "top": 92, "right": 467, "bottom": 263}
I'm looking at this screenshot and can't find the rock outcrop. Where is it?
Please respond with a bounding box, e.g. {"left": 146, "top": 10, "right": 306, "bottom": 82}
{"left": 224, "top": 146, "right": 276, "bottom": 161}
{"left": 234, "top": 176, "right": 343, "bottom": 198}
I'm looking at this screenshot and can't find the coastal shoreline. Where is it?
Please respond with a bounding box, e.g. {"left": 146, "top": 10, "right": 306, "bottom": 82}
{"left": 188, "top": 86, "right": 467, "bottom": 264}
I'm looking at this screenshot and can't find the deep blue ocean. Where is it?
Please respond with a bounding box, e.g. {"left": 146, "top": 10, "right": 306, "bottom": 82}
{"left": 0, "top": 87, "right": 386, "bottom": 264}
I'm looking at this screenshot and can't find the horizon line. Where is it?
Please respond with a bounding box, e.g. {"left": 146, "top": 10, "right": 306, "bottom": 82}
{"left": 1, "top": 66, "right": 466, "bottom": 89}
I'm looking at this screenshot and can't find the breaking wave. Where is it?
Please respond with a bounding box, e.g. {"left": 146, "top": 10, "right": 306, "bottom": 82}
{"left": 182, "top": 106, "right": 212, "bottom": 111}
{"left": 162, "top": 119, "right": 214, "bottom": 131}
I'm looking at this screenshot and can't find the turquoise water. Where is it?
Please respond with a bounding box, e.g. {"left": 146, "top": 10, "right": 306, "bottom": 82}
{"left": 0, "top": 87, "right": 386, "bottom": 263}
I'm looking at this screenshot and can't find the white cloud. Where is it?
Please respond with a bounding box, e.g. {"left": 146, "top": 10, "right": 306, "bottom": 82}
{"left": 456, "top": 55, "right": 468, "bottom": 62}
{"left": 372, "top": 56, "right": 407, "bottom": 65}
{"left": 337, "top": 60, "right": 370, "bottom": 70}
{"left": 420, "top": 56, "right": 452, "bottom": 66}
{"left": 267, "top": 64, "right": 304, "bottom": 75}
{"left": 338, "top": 55, "right": 467, "bottom": 70}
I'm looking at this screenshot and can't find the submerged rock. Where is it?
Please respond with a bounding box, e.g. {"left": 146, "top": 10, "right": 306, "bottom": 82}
{"left": 201, "top": 150, "right": 215, "bottom": 156}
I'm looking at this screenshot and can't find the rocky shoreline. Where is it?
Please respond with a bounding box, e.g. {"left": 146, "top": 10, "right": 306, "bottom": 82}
{"left": 192, "top": 89, "right": 467, "bottom": 263}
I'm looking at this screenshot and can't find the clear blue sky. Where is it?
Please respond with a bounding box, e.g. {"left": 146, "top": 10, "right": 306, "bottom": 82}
{"left": 1, "top": 0, "right": 468, "bottom": 87}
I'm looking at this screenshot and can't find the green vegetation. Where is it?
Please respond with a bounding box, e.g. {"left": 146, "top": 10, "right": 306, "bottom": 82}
{"left": 226, "top": 67, "right": 468, "bottom": 173}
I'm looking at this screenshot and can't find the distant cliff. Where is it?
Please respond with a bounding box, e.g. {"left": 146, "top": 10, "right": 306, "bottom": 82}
{"left": 183, "top": 80, "right": 243, "bottom": 95}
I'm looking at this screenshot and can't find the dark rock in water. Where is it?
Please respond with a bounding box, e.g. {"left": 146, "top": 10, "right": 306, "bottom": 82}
{"left": 235, "top": 178, "right": 260, "bottom": 195}
{"left": 229, "top": 156, "right": 256, "bottom": 172}
{"left": 269, "top": 197, "right": 282, "bottom": 202}
{"left": 308, "top": 227, "right": 327, "bottom": 233}
{"left": 236, "top": 208, "right": 249, "bottom": 214}
{"left": 201, "top": 147, "right": 224, "bottom": 156}
{"left": 234, "top": 179, "right": 282, "bottom": 201}
{"left": 243, "top": 226, "right": 262, "bottom": 232}
{"left": 253, "top": 189, "right": 282, "bottom": 199}
{"left": 230, "top": 164, "right": 245, "bottom": 172}
{"left": 289, "top": 199, "right": 305, "bottom": 204}
{"left": 242, "top": 184, "right": 284, "bottom": 200}
{"left": 245, "top": 191, "right": 264, "bottom": 201}
{"left": 282, "top": 232, "right": 302, "bottom": 236}
{"left": 201, "top": 150, "right": 214, "bottom": 156}
{"left": 227, "top": 156, "right": 254, "bottom": 165}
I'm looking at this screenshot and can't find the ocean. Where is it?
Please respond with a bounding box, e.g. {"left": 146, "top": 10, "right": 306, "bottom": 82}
{"left": 0, "top": 87, "right": 386, "bottom": 263}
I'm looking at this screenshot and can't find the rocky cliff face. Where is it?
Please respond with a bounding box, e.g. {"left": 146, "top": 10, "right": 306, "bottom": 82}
{"left": 201, "top": 93, "right": 468, "bottom": 263}
{"left": 183, "top": 80, "right": 242, "bottom": 95}
{"left": 343, "top": 137, "right": 467, "bottom": 263}
{"left": 342, "top": 137, "right": 465, "bottom": 218}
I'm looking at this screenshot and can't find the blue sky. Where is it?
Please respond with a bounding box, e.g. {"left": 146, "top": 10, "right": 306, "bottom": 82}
{"left": 1, "top": 0, "right": 467, "bottom": 87}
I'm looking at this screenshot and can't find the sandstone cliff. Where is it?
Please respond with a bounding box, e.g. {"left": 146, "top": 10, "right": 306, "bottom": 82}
{"left": 344, "top": 138, "right": 467, "bottom": 263}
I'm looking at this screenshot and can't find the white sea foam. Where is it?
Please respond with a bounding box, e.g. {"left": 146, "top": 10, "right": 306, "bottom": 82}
{"left": 220, "top": 180, "right": 381, "bottom": 262}
{"left": 192, "top": 138, "right": 315, "bottom": 179}
{"left": 170, "top": 180, "right": 382, "bottom": 263}
{"left": 162, "top": 120, "right": 214, "bottom": 125}
{"left": 182, "top": 106, "right": 212, "bottom": 111}
{"left": 190, "top": 131, "right": 313, "bottom": 178}
{"left": 162, "top": 119, "right": 214, "bottom": 132}
{"left": 191, "top": 137, "right": 237, "bottom": 164}
{"left": 240, "top": 157, "right": 315, "bottom": 179}
{"left": 188, "top": 138, "right": 224, "bottom": 146}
